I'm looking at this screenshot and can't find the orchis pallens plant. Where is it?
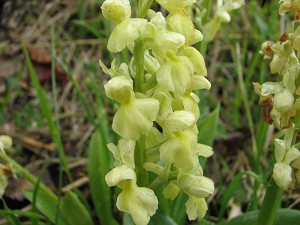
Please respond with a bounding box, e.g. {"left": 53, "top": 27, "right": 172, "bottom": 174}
{"left": 255, "top": 1, "right": 300, "bottom": 191}
{"left": 100, "top": 0, "right": 214, "bottom": 224}
{"left": 254, "top": 0, "right": 300, "bottom": 224}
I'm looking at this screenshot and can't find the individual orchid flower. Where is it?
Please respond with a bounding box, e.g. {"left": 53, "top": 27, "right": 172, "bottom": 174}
{"left": 107, "top": 139, "right": 136, "bottom": 168}
{"left": 106, "top": 165, "right": 158, "bottom": 225}
{"left": 117, "top": 180, "right": 158, "bottom": 225}
{"left": 177, "top": 172, "right": 214, "bottom": 198}
{"left": 156, "top": 53, "right": 194, "bottom": 95}
{"left": 185, "top": 195, "right": 208, "bottom": 220}
{"left": 113, "top": 93, "right": 159, "bottom": 140}
{"left": 272, "top": 128, "right": 300, "bottom": 190}
{"left": 269, "top": 41, "right": 295, "bottom": 74}
{"left": 107, "top": 19, "right": 148, "bottom": 52}
{"left": 159, "top": 130, "right": 199, "bottom": 171}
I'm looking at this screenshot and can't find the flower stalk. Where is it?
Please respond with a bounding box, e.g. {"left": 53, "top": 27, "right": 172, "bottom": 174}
{"left": 139, "top": 0, "right": 155, "bottom": 18}
{"left": 254, "top": 1, "right": 300, "bottom": 224}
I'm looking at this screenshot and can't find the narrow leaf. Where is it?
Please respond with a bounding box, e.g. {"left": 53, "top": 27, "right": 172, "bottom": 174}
{"left": 24, "top": 189, "right": 66, "bottom": 225}
{"left": 60, "top": 191, "right": 93, "bottom": 225}
{"left": 88, "top": 129, "right": 118, "bottom": 225}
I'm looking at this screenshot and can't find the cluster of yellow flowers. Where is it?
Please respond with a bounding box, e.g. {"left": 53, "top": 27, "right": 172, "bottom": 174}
{"left": 99, "top": 0, "right": 216, "bottom": 224}
{"left": 255, "top": 0, "right": 300, "bottom": 191}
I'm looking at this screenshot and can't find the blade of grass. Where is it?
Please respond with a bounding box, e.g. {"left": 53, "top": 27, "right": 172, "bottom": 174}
{"left": 0, "top": 209, "right": 45, "bottom": 221}
{"left": 231, "top": 43, "right": 258, "bottom": 161}
{"left": 2, "top": 201, "right": 22, "bottom": 225}
{"left": 55, "top": 41, "right": 96, "bottom": 126}
{"left": 218, "top": 171, "right": 268, "bottom": 219}
{"left": 51, "top": 25, "right": 64, "bottom": 225}
{"left": 24, "top": 47, "right": 72, "bottom": 184}
{"left": 31, "top": 164, "right": 46, "bottom": 225}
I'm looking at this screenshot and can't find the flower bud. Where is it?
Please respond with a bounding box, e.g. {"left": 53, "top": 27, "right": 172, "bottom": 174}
{"left": 163, "top": 181, "right": 180, "bottom": 200}
{"left": 104, "top": 76, "right": 133, "bottom": 103}
{"left": 0, "top": 136, "right": 12, "bottom": 150}
{"left": 261, "top": 41, "right": 275, "bottom": 57}
{"left": 180, "top": 47, "right": 207, "bottom": 76}
{"left": 273, "top": 162, "right": 292, "bottom": 190}
{"left": 101, "top": 0, "right": 131, "bottom": 24}
{"left": 274, "top": 139, "right": 286, "bottom": 162}
{"left": 177, "top": 173, "right": 214, "bottom": 198}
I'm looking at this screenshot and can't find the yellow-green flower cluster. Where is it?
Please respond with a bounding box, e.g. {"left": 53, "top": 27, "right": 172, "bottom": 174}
{"left": 255, "top": 1, "right": 300, "bottom": 191}
{"left": 100, "top": 0, "right": 214, "bottom": 224}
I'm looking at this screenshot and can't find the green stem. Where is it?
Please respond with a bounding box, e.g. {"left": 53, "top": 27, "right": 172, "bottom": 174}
{"left": 134, "top": 38, "right": 145, "bottom": 93}
{"left": 0, "top": 151, "right": 56, "bottom": 198}
{"left": 256, "top": 178, "right": 283, "bottom": 225}
{"left": 133, "top": 38, "right": 148, "bottom": 187}
{"left": 135, "top": 135, "right": 148, "bottom": 187}
{"left": 139, "top": 0, "right": 154, "bottom": 18}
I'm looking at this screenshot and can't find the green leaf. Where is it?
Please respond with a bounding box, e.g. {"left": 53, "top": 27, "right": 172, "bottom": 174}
{"left": 170, "top": 192, "right": 188, "bottom": 225}
{"left": 198, "top": 103, "right": 220, "bottom": 146}
{"left": 25, "top": 189, "right": 94, "bottom": 225}
{"left": 123, "top": 213, "right": 135, "bottom": 225}
{"left": 149, "top": 211, "right": 178, "bottom": 225}
{"left": 218, "top": 209, "right": 300, "bottom": 225}
{"left": 60, "top": 191, "right": 93, "bottom": 225}
{"left": 88, "top": 129, "right": 119, "bottom": 225}
{"left": 24, "top": 188, "right": 66, "bottom": 225}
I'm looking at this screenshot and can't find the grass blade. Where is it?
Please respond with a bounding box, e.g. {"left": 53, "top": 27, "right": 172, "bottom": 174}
{"left": 218, "top": 171, "right": 268, "bottom": 219}
{"left": 24, "top": 47, "right": 72, "bottom": 182}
